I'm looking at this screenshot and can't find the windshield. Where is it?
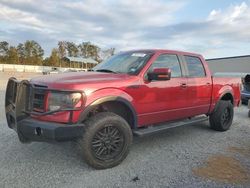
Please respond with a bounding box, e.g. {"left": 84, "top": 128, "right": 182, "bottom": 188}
{"left": 93, "top": 51, "right": 153, "bottom": 75}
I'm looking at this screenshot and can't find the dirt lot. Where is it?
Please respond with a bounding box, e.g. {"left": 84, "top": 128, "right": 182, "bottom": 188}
{"left": 0, "top": 72, "right": 250, "bottom": 188}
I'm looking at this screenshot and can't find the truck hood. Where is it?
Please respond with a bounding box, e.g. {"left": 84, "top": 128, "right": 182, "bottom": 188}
{"left": 30, "top": 71, "right": 137, "bottom": 90}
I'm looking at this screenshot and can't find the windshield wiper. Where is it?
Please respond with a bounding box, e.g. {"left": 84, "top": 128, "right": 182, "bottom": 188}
{"left": 95, "top": 69, "right": 117, "bottom": 73}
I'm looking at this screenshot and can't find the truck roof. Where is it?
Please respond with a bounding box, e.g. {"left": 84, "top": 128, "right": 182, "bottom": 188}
{"left": 122, "top": 49, "right": 202, "bottom": 57}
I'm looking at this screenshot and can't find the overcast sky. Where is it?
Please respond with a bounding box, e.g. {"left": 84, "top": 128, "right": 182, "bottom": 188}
{"left": 0, "top": 0, "right": 250, "bottom": 58}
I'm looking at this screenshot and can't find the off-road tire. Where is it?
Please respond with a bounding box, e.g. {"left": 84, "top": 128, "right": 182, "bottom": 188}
{"left": 17, "top": 131, "right": 31, "bottom": 143}
{"left": 78, "top": 112, "right": 132, "bottom": 169}
{"left": 209, "top": 100, "right": 234, "bottom": 131}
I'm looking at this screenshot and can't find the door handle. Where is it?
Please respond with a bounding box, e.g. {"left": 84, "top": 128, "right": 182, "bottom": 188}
{"left": 180, "top": 83, "right": 187, "bottom": 88}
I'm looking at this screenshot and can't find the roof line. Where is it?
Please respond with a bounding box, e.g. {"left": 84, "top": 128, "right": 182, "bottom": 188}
{"left": 206, "top": 54, "right": 250, "bottom": 61}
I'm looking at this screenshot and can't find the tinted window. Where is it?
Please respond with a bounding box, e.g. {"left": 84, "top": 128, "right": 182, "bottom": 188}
{"left": 149, "top": 54, "right": 182, "bottom": 77}
{"left": 184, "top": 56, "right": 206, "bottom": 77}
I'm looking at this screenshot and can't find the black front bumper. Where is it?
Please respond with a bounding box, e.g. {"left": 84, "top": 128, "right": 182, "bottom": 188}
{"left": 5, "top": 77, "right": 85, "bottom": 143}
{"left": 14, "top": 118, "right": 84, "bottom": 142}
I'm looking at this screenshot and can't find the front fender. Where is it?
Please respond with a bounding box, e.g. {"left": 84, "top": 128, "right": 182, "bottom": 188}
{"left": 78, "top": 88, "right": 137, "bottom": 126}
{"left": 85, "top": 88, "right": 134, "bottom": 107}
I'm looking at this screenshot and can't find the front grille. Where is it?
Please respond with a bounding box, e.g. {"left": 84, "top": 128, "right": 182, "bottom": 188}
{"left": 32, "top": 85, "right": 47, "bottom": 112}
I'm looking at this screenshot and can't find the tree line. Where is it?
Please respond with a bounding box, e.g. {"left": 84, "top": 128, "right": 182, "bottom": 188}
{"left": 0, "top": 40, "right": 115, "bottom": 67}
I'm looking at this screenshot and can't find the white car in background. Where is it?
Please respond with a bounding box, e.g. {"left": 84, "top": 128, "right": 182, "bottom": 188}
{"left": 42, "top": 67, "right": 61, "bottom": 75}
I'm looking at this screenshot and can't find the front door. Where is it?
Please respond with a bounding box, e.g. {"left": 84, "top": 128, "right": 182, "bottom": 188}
{"left": 137, "top": 53, "right": 189, "bottom": 126}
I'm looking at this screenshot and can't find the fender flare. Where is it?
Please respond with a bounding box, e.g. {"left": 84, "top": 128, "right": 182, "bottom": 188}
{"left": 211, "top": 90, "right": 234, "bottom": 114}
{"left": 78, "top": 96, "right": 138, "bottom": 128}
{"left": 218, "top": 90, "right": 234, "bottom": 104}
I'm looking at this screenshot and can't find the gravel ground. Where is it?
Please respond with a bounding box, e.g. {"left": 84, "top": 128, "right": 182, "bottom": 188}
{"left": 0, "top": 72, "right": 250, "bottom": 188}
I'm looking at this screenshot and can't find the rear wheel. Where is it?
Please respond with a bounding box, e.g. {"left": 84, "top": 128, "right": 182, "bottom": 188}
{"left": 78, "top": 112, "right": 132, "bottom": 169}
{"left": 17, "top": 131, "right": 30, "bottom": 143}
{"left": 209, "top": 100, "right": 234, "bottom": 131}
{"left": 248, "top": 110, "right": 250, "bottom": 118}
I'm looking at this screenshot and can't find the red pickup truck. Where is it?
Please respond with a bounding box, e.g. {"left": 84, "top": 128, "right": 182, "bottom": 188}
{"left": 5, "top": 49, "right": 241, "bottom": 169}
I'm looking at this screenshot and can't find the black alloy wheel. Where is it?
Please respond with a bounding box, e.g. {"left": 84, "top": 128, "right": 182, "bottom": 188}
{"left": 91, "top": 125, "right": 125, "bottom": 161}
{"left": 221, "top": 108, "right": 231, "bottom": 126}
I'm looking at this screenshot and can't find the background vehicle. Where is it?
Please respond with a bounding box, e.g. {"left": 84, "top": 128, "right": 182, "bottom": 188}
{"left": 63, "top": 69, "right": 79, "bottom": 73}
{"left": 242, "top": 74, "right": 250, "bottom": 104}
{"left": 5, "top": 49, "right": 241, "bottom": 169}
{"left": 42, "top": 67, "right": 61, "bottom": 75}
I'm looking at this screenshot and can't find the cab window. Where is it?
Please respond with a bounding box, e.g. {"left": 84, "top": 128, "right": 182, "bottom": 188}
{"left": 184, "top": 56, "right": 206, "bottom": 77}
{"left": 148, "top": 54, "right": 182, "bottom": 77}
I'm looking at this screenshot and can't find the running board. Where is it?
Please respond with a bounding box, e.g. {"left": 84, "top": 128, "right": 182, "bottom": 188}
{"left": 133, "top": 116, "right": 208, "bottom": 137}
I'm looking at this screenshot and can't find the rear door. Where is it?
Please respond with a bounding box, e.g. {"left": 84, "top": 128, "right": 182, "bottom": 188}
{"left": 182, "top": 55, "right": 212, "bottom": 115}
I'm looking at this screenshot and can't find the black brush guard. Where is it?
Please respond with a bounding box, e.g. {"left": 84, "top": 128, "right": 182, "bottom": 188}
{"left": 5, "top": 77, "right": 84, "bottom": 143}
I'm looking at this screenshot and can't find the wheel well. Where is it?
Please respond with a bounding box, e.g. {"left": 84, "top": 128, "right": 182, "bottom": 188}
{"left": 221, "top": 93, "right": 234, "bottom": 104}
{"left": 85, "top": 101, "right": 136, "bottom": 129}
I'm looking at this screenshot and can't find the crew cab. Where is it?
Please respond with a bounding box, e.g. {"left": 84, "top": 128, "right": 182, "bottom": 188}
{"left": 5, "top": 49, "right": 241, "bottom": 169}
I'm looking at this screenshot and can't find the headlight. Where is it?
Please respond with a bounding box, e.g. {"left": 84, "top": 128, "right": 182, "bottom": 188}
{"left": 48, "top": 92, "right": 83, "bottom": 111}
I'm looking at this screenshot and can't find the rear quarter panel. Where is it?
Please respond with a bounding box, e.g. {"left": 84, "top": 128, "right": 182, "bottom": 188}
{"left": 209, "top": 77, "right": 241, "bottom": 113}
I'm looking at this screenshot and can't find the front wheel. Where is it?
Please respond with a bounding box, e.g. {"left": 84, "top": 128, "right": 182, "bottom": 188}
{"left": 209, "top": 100, "right": 234, "bottom": 131}
{"left": 78, "top": 112, "right": 132, "bottom": 169}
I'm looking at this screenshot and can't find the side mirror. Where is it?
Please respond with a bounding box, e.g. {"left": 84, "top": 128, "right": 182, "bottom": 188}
{"left": 147, "top": 68, "right": 171, "bottom": 81}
